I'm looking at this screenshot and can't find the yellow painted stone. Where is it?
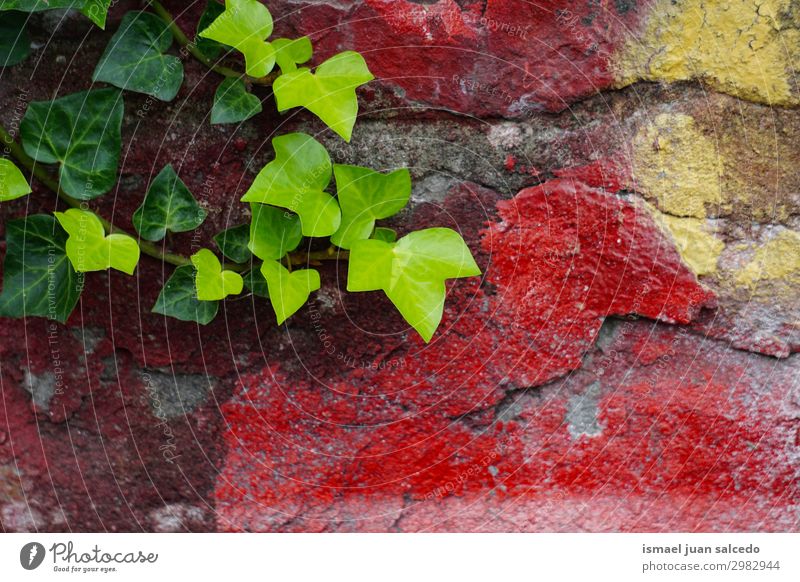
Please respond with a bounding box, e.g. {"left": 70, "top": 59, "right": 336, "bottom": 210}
{"left": 647, "top": 203, "right": 724, "bottom": 276}
{"left": 614, "top": 0, "right": 800, "bottom": 106}
{"left": 736, "top": 230, "right": 800, "bottom": 288}
{"left": 632, "top": 113, "right": 723, "bottom": 218}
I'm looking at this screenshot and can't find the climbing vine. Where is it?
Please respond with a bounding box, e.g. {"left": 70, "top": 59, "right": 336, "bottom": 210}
{"left": 0, "top": 0, "right": 480, "bottom": 342}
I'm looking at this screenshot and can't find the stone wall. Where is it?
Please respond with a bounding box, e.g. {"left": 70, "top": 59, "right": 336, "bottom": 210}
{"left": 0, "top": 0, "right": 798, "bottom": 531}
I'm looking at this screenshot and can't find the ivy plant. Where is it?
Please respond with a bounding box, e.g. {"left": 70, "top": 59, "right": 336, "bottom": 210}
{"left": 133, "top": 165, "right": 207, "bottom": 241}
{"left": 198, "top": 0, "right": 275, "bottom": 77}
{"left": 0, "top": 214, "right": 82, "bottom": 323}
{"left": 0, "top": 0, "right": 481, "bottom": 342}
{"left": 0, "top": 158, "right": 31, "bottom": 201}
{"left": 272, "top": 36, "right": 312, "bottom": 74}
{"left": 214, "top": 223, "right": 251, "bottom": 263}
{"left": 0, "top": 1, "right": 112, "bottom": 29}
{"left": 191, "top": 249, "right": 244, "bottom": 301}
{"left": 274, "top": 51, "right": 374, "bottom": 142}
{"left": 93, "top": 11, "right": 184, "bottom": 101}
{"left": 55, "top": 209, "right": 140, "bottom": 275}
{"left": 348, "top": 229, "right": 481, "bottom": 342}
{"left": 20, "top": 88, "right": 123, "bottom": 200}
{"left": 152, "top": 265, "right": 219, "bottom": 325}
{"left": 241, "top": 133, "right": 339, "bottom": 237}
{"left": 0, "top": 11, "right": 30, "bottom": 66}
{"left": 211, "top": 78, "right": 262, "bottom": 124}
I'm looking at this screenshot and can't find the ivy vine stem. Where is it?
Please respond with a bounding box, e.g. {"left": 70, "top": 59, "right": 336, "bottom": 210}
{"left": 0, "top": 124, "right": 192, "bottom": 269}
{"left": 148, "top": 0, "right": 279, "bottom": 86}
{"left": 1, "top": 124, "right": 345, "bottom": 273}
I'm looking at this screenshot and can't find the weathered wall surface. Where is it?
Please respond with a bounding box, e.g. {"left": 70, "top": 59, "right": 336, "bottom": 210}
{"left": 1, "top": 0, "right": 799, "bottom": 531}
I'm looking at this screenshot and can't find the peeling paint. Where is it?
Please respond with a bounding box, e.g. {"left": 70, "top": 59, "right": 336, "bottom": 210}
{"left": 736, "top": 229, "right": 800, "bottom": 290}
{"left": 615, "top": 0, "right": 800, "bottom": 106}
{"left": 566, "top": 382, "right": 604, "bottom": 438}
{"left": 648, "top": 205, "right": 725, "bottom": 276}
{"left": 632, "top": 113, "right": 723, "bottom": 218}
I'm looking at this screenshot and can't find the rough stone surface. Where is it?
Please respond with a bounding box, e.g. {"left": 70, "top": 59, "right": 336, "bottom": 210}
{"left": 0, "top": 1, "right": 798, "bottom": 532}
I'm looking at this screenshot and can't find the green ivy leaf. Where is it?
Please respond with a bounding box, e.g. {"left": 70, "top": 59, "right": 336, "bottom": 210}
{"left": 260, "top": 259, "right": 319, "bottom": 325}
{"left": 273, "top": 51, "right": 374, "bottom": 142}
{"left": 372, "top": 227, "right": 397, "bottom": 243}
{"left": 272, "top": 36, "right": 311, "bottom": 74}
{"left": 0, "top": 1, "right": 111, "bottom": 29}
{"left": 20, "top": 88, "right": 123, "bottom": 200}
{"left": 93, "top": 11, "right": 183, "bottom": 101}
{"left": 0, "top": 11, "right": 30, "bottom": 66}
{"left": 248, "top": 203, "right": 302, "bottom": 261}
{"left": 213, "top": 223, "right": 251, "bottom": 263}
{"left": 190, "top": 248, "right": 243, "bottom": 301}
{"left": 79, "top": 0, "right": 111, "bottom": 28}
{"left": 196, "top": 0, "right": 226, "bottom": 60}
{"left": 347, "top": 228, "right": 481, "bottom": 342}
{"left": 211, "top": 78, "right": 262, "bottom": 124}
{"left": 331, "top": 164, "right": 410, "bottom": 249}
{"left": 54, "top": 208, "right": 139, "bottom": 275}
{"left": 0, "top": 158, "right": 31, "bottom": 201}
{"left": 0, "top": 214, "right": 82, "bottom": 323}
{"left": 133, "top": 165, "right": 207, "bottom": 242}
{"left": 243, "top": 268, "right": 269, "bottom": 298}
{"left": 81, "top": 0, "right": 112, "bottom": 28}
{"left": 152, "top": 265, "right": 218, "bottom": 324}
{"left": 241, "top": 133, "right": 340, "bottom": 237}
{"left": 198, "top": 0, "right": 275, "bottom": 78}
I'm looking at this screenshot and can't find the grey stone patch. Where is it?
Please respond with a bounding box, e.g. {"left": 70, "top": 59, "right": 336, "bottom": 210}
{"left": 148, "top": 503, "right": 207, "bottom": 532}
{"left": 49, "top": 507, "right": 68, "bottom": 526}
{"left": 486, "top": 122, "right": 525, "bottom": 150}
{"left": 142, "top": 371, "right": 214, "bottom": 419}
{"left": 23, "top": 369, "right": 57, "bottom": 412}
{"left": 494, "top": 392, "right": 527, "bottom": 422}
{"left": 311, "top": 118, "right": 552, "bottom": 196}
{"left": 615, "top": 0, "right": 637, "bottom": 14}
{"left": 313, "top": 287, "right": 339, "bottom": 313}
{"left": 566, "top": 381, "right": 603, "bottom": 438}
{"left": 70, "top": 327, "right": 106, "bottom": 354}
{"left": 595, "top": 318, "right": 625, "bottom": 352}
{"left": 100, "top": 356, "right": 120, "bottom": 382}
{"left": 410, "top": 173, "right": 463, "bottom": 204}
{"left": 1, "top": 501, "right": 45, "bottom": 532}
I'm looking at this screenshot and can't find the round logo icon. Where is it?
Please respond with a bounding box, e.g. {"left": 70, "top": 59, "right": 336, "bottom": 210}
{"left": 20, "top": 542, "right": 46, "bottom": 570}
